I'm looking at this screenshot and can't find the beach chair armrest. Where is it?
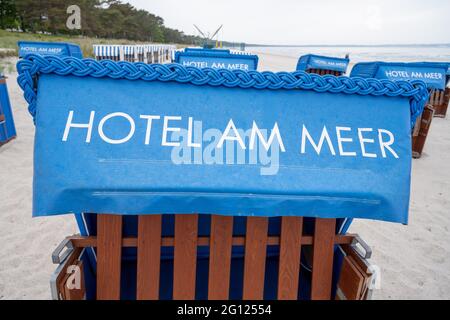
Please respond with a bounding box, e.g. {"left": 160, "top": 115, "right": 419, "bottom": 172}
{"left": 351, "top": 234, "right": 372, "bottom": 259}
{"left": 52, "top": 237, "right": 75, "bottom": 264}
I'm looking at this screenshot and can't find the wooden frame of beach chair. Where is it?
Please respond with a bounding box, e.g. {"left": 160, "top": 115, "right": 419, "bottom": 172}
{"left": 335, "top": 244, "right": 374, "bottom": 300}
{"left": 412, "top": 103, "right": 434, "bottom": 158}
{"left": 429, "top": 87, "right": 450, "bottom": 118}
{"left": 306, "top": 68, "right": 343, "bottom": 77}
{"left": 52, "top": 214, "right": 368, "bottom": 301}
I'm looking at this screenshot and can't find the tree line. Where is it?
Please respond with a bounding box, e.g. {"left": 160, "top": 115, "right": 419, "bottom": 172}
{"left": 0, "top": 0, "right": 203, "bottom": 44}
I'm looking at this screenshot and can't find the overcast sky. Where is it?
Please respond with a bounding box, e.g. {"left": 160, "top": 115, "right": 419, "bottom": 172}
{"left": 127, "top": 0, "right": 450, "bottom": 45}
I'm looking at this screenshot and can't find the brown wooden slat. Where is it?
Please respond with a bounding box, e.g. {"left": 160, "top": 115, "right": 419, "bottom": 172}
{"left": 96, "top": 214, "right": 123, "bottom": 300}
{"left": 208, "top": 215, "right": 233, "bottom": 299}
{"left": 69, "top": 234, "right": 355, "bottom": 248}
{"left": 136, "top": 215, "right": 162, "bottom": 300}
{"left": 277, "top": 217, "right": 303, "bottom": 300}
{"left": 436, "top": 90, "right": 442, "bottom": 105}
{"left": 335, "top": 255, "right": 365, "bottom": 300}
{"left": 243, "top": 217, "right": 268, "bottom": 300}
{"left": 173, "top": 214, "right": 198, "bottom": 300}
{"left": 311, "top": 218, "right": 336, "bottom": 300}
{"left": 433, "top": 90, "right": 439, "bottom": 104}
{"left": 433, "top": 90, "right": 437, "bottom": 104}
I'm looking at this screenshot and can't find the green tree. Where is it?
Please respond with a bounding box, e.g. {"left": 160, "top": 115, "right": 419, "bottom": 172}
{"left": 6, "top": 0, "right": 204, "bottom": 44}
{"left": 0, "top": 0, "right": 19, "bottom": 29}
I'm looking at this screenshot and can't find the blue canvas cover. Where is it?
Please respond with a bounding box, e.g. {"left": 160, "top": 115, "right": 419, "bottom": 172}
{"left": 17, "top": 54, "right": 428, "bottom": 224}
{"left": 296, "top": 54, "right": 349, "bottom": 73}
{"left": 0, "top": 74, "right": 16, "bottom": 143}
{"left": 175, "top": 49, "right": 258, "bottom": 71}
{"left": 445, "top": 64, "right": 450, "bottom": 85}
{"left": 350, "top": 62, "right": 449, "bottom": 90}
{"left": 18, "top": 41, "right": 83, "bottom": 59}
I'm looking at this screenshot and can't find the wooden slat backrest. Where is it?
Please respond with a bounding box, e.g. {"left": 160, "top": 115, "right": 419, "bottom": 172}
{"left": 428, "top": 89, "right": 434, "bottom": 104}
{"left": 96, "top": 214, "right": 122, "bottom": 300}
{"left": 93, "top": 214, "right": 340, "bottom": 300}
{"left": 431, "top": 87, "right": 450, "bottom": 117}
{"left": 242, "top": 217, "right": 269, "bottom": 300}
{"left": 445, "top": 87, "right": 450, "bottom": 104}
{"left": 137, "top": 215, "right": 162, "bottom": 300}
{"left": 311, "top": 218, "right": 336, "bottom": 300}
{"left": 173, "top": 214, "right": 199, "bottom": 299}
{"left": 208, "top": 215, "right": 233, "bottom": 299}
{"left": 428, "top": 88, "right": 447, "bottom": 107}
{"left": 439, "top": 90, "right": 444, "bottom": 105}
{"left": 277, "top": 217, "right": 303, "bottom": 300}
{"left": 429, "top": 89, "right": 437, "bottom": 105}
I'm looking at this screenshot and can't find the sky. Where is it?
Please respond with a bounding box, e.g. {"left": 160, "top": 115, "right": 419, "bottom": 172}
{"left": 127, "top": 0, "right": 450, "bottom": 45}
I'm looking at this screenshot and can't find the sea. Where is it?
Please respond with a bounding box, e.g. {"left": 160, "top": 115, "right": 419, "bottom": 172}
{"left": 245, "top": 44, "right": 450, "bottom": 64}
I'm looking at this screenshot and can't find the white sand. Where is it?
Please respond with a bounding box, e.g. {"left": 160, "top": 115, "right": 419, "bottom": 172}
{"left": 0, "top": 53, "right": 449, "bottom": 299}
{"left": 0, "top": 58, "right": 78, "bottom": 299}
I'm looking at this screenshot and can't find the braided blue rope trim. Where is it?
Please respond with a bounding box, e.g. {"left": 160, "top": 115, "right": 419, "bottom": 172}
{"left": 17, "top": 54, "right": 428, "bottom": 128}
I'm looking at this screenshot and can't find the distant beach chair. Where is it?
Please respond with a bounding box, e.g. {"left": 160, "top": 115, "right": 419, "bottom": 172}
{"left": 428, "top": 87, "right": 449, "bottom": 118}
{"left": 0, "top": 73, "right": 16, "bottom": 146}
{"left": 350, "top": 61, "right": 449, "bottom": 158}
{"left": 429, "top": 64, "right": 450, "bottom": 117}
{"left": 296, "top": 54, "right": 350, "bottom": 76}
{"left": 174, "top": 48, "right": 259, "bottom": 71}
{"left": 17, "top": 55, "right": 426, "bottom": 300}
{"left": 18, "top": 41, "right": 83, "bottom": 59}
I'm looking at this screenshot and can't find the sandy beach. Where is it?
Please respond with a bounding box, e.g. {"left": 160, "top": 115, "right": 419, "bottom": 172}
{"left": 0, "top": 52, "right": 449, "bottom": 299}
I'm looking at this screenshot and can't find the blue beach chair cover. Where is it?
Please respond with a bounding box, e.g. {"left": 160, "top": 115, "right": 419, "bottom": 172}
{"left": 17, "top": 55, "right": 428, "bottom": 299}
{"left": 175, "top": 48, "right": 258, "bottom": 71}
{"left": 296, "top": 54, "right": 349, "bottom": 74}
{"left": 18, "top": 41, "right": 83, "bottom": 59}
{"left": 350, "top": 61, "right": 449, "bottom": 90}
{"left": 0, "top": 73, "right": 16, "bottom": 143}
